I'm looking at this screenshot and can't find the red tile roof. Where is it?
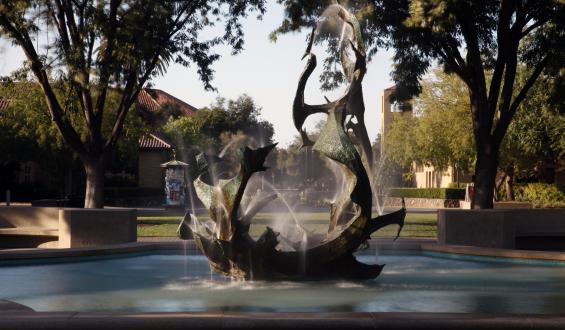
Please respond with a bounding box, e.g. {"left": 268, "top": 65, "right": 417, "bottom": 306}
{"left": 136, "top": 89, "right": 197, "bottom": 116}
{"left": 139, "top": 133, "right": 172, "bottom": 150}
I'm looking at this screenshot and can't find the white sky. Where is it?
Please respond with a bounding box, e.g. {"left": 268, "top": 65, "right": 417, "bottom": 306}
{"left": 0, "top": 0, "right": 395, "bottom": 146}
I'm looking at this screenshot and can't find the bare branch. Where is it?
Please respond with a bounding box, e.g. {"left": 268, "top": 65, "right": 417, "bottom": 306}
{"left": 493, "top": 55, "right": 548, "bottom": 144}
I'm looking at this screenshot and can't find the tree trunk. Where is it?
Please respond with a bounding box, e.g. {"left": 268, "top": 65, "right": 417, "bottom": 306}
{"left": 472, "top": 142, "right": 498, "bottom": 209}
{"left": 83, "top": 157, "right": 105, "bottom": 209}
{"left": 505, "top": 168, "right": 515, "bottom": 201}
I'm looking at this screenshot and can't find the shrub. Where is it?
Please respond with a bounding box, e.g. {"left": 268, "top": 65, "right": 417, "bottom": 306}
{"left": 104, "top": 187, "right": 164, "bottom": 199}
{"left": 388, "top": 188, "right": 465, "bottom": 200}
{"left": 448, "top": 182, "right": 469, "bottom": 189}
{"left": 516, "top": 183, "right": 565, "bottom": 208}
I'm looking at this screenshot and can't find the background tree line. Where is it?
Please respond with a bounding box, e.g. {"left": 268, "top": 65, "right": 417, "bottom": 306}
{"left": 273, "top": 0, "right": 564, "bottom": 208}
{"left": 383, "top": 68, "right": 564, "bottom": 202}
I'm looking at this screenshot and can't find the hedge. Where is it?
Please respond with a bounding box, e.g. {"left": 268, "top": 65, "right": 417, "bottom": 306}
{"left": 388, "top": 188, "right": 465, "bottom": 200}
{"left": 104, "top": 187, "right": 164, "bottom": 198}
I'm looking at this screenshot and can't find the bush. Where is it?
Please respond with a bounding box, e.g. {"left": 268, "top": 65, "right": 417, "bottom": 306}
{"left": 1, "top": 183, "right": 57, "bottom": 202}
{"left": 516, "top": 183, "right": 565, "bottom": 208}
{"left": 104, "top": 187, "right": 166, "bottom": 207}
{"left": 104, "top": 187, "right": 164, "bottom": 199}
{"left": 388, "top": 188, "right": 465, "bottom": 200}
{"left": 448, "top": 182, "right": 469, "bottom": 189}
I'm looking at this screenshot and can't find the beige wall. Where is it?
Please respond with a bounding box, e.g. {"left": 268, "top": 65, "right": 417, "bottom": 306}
{"left": 380, "top": 88, "right": 393, "bottom": 153}
{"left": 412, "top": 164, "right": 471, "bottom": 188}
{"left": 138, "top": 151, "right": 165, "bottom": 188}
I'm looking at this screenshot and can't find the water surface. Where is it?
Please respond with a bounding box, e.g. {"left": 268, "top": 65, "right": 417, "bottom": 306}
{"left": 1, "top": 250, "right": 564, "bottom": 313}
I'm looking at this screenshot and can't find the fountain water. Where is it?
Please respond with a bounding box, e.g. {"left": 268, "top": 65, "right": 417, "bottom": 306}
{"left": 179, "top": 3, "right": 405, "bottom": 280}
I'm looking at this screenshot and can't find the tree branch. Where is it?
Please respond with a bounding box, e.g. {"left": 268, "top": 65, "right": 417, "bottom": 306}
{"left": 521, "top": 17, "right": 550, "bottom": 38}
{"left": 487, "top": 0, "right": 513, "bottom": 115}
{"left": 0, "top": 13, "right": 86, "bottom": 155}
{"left": 493, "top": 55, "right": 548, "bottom": 144}
{"left": 93, "top": 0, "right": 121, "bottom": 126}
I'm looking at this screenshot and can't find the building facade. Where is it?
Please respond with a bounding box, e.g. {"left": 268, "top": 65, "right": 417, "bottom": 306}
{"left": 135, "top": 89, "right": 198, "bottom": 189}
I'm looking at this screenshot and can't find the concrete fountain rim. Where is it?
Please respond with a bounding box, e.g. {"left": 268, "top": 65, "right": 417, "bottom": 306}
{"left": 0, "top": 309, "right": 564, "bottom": 330}
{"left": 1, "top": 238, "right": 565, "bottom": 263}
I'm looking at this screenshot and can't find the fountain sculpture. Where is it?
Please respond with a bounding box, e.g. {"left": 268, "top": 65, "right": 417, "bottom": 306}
{"left": 178, "top": 4, "right": 406, "bottom": 280}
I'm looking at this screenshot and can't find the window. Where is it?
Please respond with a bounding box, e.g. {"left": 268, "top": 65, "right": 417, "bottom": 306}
{"left": 390, "top": 101, "right": 412, "bottom": 113}
{"left": 425, "top": 171, "right": 436, "bottom": 188}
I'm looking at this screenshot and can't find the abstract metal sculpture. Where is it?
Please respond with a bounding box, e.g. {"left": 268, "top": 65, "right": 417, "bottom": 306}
{"left": 180, "top": 4, "right": 406, "bottom": 280}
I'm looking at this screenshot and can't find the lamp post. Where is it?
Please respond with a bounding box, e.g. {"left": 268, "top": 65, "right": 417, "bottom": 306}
{"left": 160, "top": 151, "right": 189, "bottom": 208}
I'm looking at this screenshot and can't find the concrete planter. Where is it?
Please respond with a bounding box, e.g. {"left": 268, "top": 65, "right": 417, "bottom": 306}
{"left": 460, "top": 201, "right": 533, "bottom": 209}
{"left": 0, "top": 206, "right": 137, "bottom": 248}
{"left": 58, "top": 208, "right": 137, "bottom": 248}
{"left": 438, "top": 208, "right": 565, "bottom": 250}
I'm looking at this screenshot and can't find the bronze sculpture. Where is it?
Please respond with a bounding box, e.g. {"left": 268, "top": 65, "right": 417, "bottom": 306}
{"left": 179, "top": 4, "right": 406, "bottom": 280}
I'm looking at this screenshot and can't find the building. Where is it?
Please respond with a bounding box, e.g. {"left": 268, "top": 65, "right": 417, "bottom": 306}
{"left": 137, "top": 133, "right": 173, "bottom": 188}
{"left": 412, "top": 163, "right": 469, "bottom": 188}
{"left": 380, "top": 85, "right": 413, "bottom": 153}
{"left": 136, "top": 88, "right": 197, "bottom": 122}
{"left": 135, "top": 89, "right": 198, "bottom": 189}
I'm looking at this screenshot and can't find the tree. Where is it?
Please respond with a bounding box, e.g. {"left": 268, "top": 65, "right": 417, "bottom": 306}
{"left": 163, "top": 94, "right": 274, "bottom": 155}
{"left": 384, "top": 70, "right": 475, "bottom": 174}
{"left": 502, "top": 66, "right": 565, "bottom": 195}
{"left": 0, "top": 81, "right": 72, "bottom": 195}
{"left": 384, "top": 68, "right": 564, "bottom": 199}
{"left": 0, "top": 79, "right": 147, "bottom": 196}
{"left": 274, "top": 0, "right": 564, "bottom": 208}
{"left": 0, "top": 0, "right": 265, "bottom": 208}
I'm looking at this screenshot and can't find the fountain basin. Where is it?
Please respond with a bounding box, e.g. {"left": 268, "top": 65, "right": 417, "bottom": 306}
{"left": 1, "top": 241, "right": 564, "bottom": 315}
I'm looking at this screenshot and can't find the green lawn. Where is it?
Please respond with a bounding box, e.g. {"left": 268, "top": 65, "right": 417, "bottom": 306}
{"left": 138, "top": 212, "right": 437, "bottom": 238}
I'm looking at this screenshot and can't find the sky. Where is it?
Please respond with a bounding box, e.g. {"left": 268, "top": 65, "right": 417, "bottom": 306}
{"left": 0, "top": 0, "right": 395, "bottom": 147}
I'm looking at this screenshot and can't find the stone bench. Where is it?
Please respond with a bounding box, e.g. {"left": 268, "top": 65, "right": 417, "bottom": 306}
{"left": 0, "top": 207, "right": 59, "bottom": 248}
{"left": 438, "top": 209, "right": 565, "bottom": 251}
{"left": 0, "top": 206, "right": 136, "bottom": 248}
{"left": 0, "top": 227, "right": 59, "bottom": 236}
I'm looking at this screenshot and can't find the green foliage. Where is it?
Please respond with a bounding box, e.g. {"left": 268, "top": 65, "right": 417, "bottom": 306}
{"left": 0, "top": 81, "right": 147, "bottom": 179}
{"left": 383, "top": 70, "right": 474, "bottom": 172}
{"left": 448, "top": 182, "right": 467, "bottom": 189}
{"left": 274, "top": 1, "right": 564, "bottom": 208}
{"left": 384, "top": 68, "right": 564, "bottom": 187}
{"left": 382, "top": 113, "right": 418, "bottom": 169}
{"left": 1, "top": 1, "right": 266, "bottom": 207}
{"left": 163, "top": 94, "right": 274, "bottom": 155}
{"left": 0, "top": 81, "right": 71, "bottom": 192}
{"left": 503, "top": 66, "right": 565, "bottom": 174}
{"left": 515, "top": 183, "right": 565, "bottom": 208}
{"left": 389, "top": 188, "right": 465, "bottom": 200}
